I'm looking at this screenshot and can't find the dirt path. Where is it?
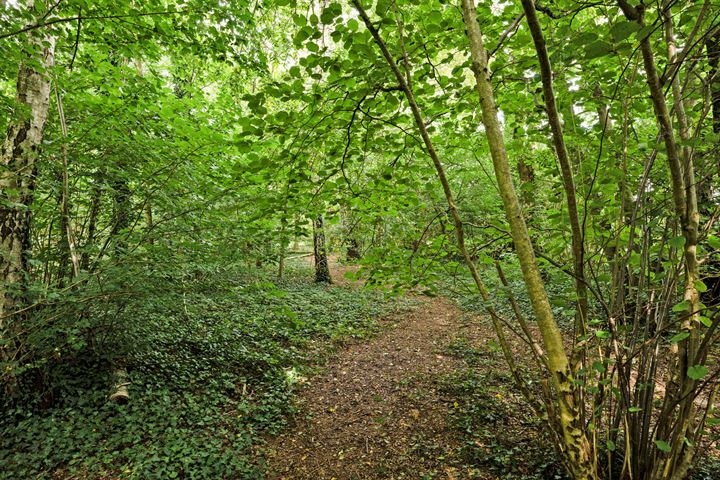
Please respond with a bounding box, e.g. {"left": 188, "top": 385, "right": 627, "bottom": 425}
{"left": 264, "top": 260, "right": 494, "bottom": 479}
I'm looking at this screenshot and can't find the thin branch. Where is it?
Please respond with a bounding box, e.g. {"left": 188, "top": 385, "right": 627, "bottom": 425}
{"left": 0, "top": 9, "right": 187, "bottom": 40}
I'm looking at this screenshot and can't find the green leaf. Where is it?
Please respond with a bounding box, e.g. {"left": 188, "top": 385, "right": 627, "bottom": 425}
{"left": 606, "top": 440, "right": 616, "bottom": 451}
{"left": 375, "top": 0, "right": 391, "bottom": 15}
{"left": 669, "top": 331, "right": 690, "bottom": 343}
{"left": 687, "top": 365, "right": 708, "bottom": 381}
{"left": 694, "top": 280, "right": 707, "bottom": 293}
{"left": 610, "top": 21, "right": 641, "bottom": 42}
{"left": 707, "top": 235, "right": 720, "bottom": 250}
{"left": 655, "top": 440, "right": 672, "bottom": 453}
{"left": 293, "top": 27, "right": 310, "bottom": 46}
{"left": 671, "top": 300, "right": 689, "bottom": 313}
{"left": 585, "top": 41, "right": 613, "bottom": 59}
{"left": 320, "top": 3, "right": 340, "bottom": 24}
{"left": 428, "top": 9, "right": 443, "bottom": 25}
{"left": 669, "top": 235, "right": 686, "bottom": 248}
{"left": 592, "top": 361, "right": 606, "bottom": 373}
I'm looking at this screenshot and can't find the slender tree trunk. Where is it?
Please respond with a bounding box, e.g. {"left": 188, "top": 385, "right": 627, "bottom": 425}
{"left": 342, "top": 209, "right": 361, "bottom": 260}
{"left": 55, "top": 168, "right": 70, "bottom": 286}
{"left": 709, "top": 33, "right": 720, "bottom": 134}
{"left": 700, "top": 32, "right": 720, "bottom": 211}
{"left": 460, "top": 1, "right": 596, "bottom": 477}
{"left": 351, "top": 1, "right": 551, "bottom": 451}
{"left": 313, "top": 215, "right": 331, "bottom": 283}
{"left": 278, "top": 215, "right": 288, "bottom": 279}
{"left": 619, "top": 2, "right": 702, "bottom": 477}
{"left": 81, "top": 173, "right": 102, "bottom": 272}
{"left": 107, "top": 171, "right": 131, "bottom": 403}
{"left": 346, "top": 238, "right": 361, "bottom": 261}
{"left": 517, "top": 158, "right": 535, "bottom": 204}
{"left": 110, "top": 175, "right": 131, "bottom": 253}
{"left": 0, "top": 16, "right": 56, "bottom": 373}
{"left": 55, "top": 89, "right": 80, "bottom": 280}
{"left": 662, "top": 0, "right": 691, "bottom": 161}
{"left": 511, "top": 127, "right": 535, "bottom": 207}
{"left": 520, "top": 0, "right": 588, "bottom": 343}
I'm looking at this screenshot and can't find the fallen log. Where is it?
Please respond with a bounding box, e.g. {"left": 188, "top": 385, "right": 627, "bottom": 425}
{"left": 108, "top": 366, "right": 130, "bottom": 403}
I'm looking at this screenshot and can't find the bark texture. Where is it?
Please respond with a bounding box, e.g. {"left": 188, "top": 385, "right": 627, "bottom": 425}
{"left": 313, "top": 215, "right": 331, "bottom": 283}
{"left": 460, "top": 1, "right": 596, "bottom": 478}
{"left": 0, "top": 25, "right": 56, "bottom": 351}
{"left": 520, "top": 0, "right": 588, "bottom": 341}
{"left": 709, "top": 33, "right": 720, "bottom": 134}
{"left": 619, "top": 1, "right": 703, "bottom": 477}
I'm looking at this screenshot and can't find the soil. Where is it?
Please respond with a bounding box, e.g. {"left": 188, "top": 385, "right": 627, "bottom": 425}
{"left": 263, "top": 259, "right": 501, "bottom": 480}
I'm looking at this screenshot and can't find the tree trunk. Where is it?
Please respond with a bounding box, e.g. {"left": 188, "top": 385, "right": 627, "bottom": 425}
{"left": 55, "top": 89, "right": 80, "bottom": 281}
{"left": 108, "top": 171, "right": 132, "bottom": 402}
{"left": 619, "top": 2, "right": 703, "bottom": 477}
{"left": 313, "top": 215, "right": 331, "bottom": 283}
{"left": 516, "top": 154, "right": 535, "bottom": 206}
{"left": 110, "top": 174, "right": 131, "bottom": 254}
{"left": 520, "top": 0, "right": 588, "bottom": 343}
{"left": 460, "top": 1, "right": 596, "bottom": 478}
{"left": 81, "top": 173, "right": 103, "bottom": 272}
{"left": 346, "top": 237, "right": 361, "bottom": 261}
{"left": 0, "top": 16, "right": 56, "bottom": 372}
{"left": 709, "top": 33, "right": 720, "bottom": 134}
{"left": 108, "top": 365, "right": 130, "bottom": 403}
{"left": 340, "top": 207, "right": 361, "bottom": 261}
{"left": 700, "top": 32, "right": 720, "bottom": 211}
{"left": 278, "top": 215, "right": 288, "bottom": 279}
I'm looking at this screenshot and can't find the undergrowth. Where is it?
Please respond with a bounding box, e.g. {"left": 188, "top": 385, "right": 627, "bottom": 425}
{"left": 442, "top": 336, "right": 567, "bottom": 480}
{"left": 443, "top": 309, "right": 719, "bottom": 479}
{"left": 0, "top": 258, "right": 396, "bottom": 479}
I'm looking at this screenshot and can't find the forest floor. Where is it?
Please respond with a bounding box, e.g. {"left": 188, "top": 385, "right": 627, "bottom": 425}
{"left": 264, "top": 259, "right": 552, "bottom": 480}
{"left": 262, "top": 259, "right": 720, "bottom": 480}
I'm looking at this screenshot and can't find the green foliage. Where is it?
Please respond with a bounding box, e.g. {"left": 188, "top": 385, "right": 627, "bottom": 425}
{"left": 439, "top": 368, "right": 566, "bottom": 480}
{"left": 0, "top": 258, "right": 387, "bottom": 479}
{"left": 1, "top": 0, "right": 719, "bottom": 477}
{"left": 445, "top": 256, "right": 579, "bottom": 328}
{"left": 692, "top": 456, "right": 720, "bottom": 480}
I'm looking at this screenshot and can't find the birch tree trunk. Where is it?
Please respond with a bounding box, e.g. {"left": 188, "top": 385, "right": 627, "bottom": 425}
{"left": 0, "top": 11, "right": 56, "bottom": 368}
